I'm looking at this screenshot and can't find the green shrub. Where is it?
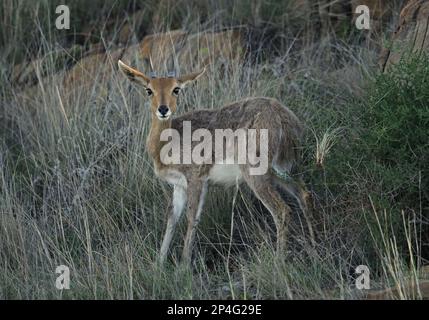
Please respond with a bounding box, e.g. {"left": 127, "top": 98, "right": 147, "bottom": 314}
{"left": 364, "top": 54, "right": 429, "bottom": 211}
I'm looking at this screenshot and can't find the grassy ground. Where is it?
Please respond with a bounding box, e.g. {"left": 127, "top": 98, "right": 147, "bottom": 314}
{"left": 0, "top": 0, "right": 428, "bottom": 299}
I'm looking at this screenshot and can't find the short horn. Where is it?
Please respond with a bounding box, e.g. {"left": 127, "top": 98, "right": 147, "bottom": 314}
{"left": 148, "top": 55, "right": 157, "bottom": 78}
{"left": 167, "top": 55, "right": 176, "bottom": 78}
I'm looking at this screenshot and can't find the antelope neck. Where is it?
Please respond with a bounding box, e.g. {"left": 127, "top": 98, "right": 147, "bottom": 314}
{"left": 147, "top": 113, "right": 172, "bottom": 169}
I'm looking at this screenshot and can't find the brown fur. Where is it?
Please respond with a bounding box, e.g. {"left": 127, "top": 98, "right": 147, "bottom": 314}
{"left": 118, "top": 60, "right": 314, "bottom": 265}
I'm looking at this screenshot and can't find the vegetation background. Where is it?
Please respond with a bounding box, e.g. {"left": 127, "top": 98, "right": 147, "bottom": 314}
{"left": 0, "top": 0, "right": 428, "bottom": 299}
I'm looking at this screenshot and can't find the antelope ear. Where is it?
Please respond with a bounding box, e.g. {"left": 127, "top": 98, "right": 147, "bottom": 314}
{"left": 177, "top": 68, "right": 206, "bottom": 87}
{"left": 118, "top": 60, "right": 150, "bottom": 87}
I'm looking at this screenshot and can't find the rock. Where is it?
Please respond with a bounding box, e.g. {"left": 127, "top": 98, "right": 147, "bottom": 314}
{"left": 13, "top": 28, "right": 243, "bottom": 101}
{"left": 366, "top": 280, "right": 429, "bottom": 299}
{"left": 12, "top": 45, "right": 86, "bottom": 87}
{"left": 121, "top": 29, "right": 244, "bottom": 74}
{"left": 61, "top": 48, "right": 124, "bottom": 97}
{"left": 380, "top": 0, "right": 429, "bottom": 72}
{"left": 13, "top": 48, "right": 122, "bottom": 112}
{"left": 179, "top": 29, "right": 243, "bottom": 72}
{"left": 122, "top": 29, "right": 187, "bottom": 71}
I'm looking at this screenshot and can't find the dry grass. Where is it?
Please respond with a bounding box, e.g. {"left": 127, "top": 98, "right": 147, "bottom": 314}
{"left": 0, "top": 0, "right": 426, "bottom": 300}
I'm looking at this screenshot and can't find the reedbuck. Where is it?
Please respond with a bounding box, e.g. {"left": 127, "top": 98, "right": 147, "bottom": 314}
{"left": 118, "top": 60, "right": 314, "bottom": 264}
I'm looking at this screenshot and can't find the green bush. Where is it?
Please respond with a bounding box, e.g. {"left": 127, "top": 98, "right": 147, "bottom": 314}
{"left": 364, "top": 55, "right": 429, "bottom": 211}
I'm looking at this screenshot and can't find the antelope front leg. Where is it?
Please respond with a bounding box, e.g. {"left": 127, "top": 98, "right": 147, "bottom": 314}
{"left": 182, "top": 179, "right": 208, "bottom": 265}
{"left": 159, "top": 185, "right": 187, "bottom": 264}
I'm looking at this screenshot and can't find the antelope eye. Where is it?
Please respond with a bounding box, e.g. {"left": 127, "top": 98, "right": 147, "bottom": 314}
{"left": 146, "top": 88, "right": 153, "bottom": 96}
{"left": 172, "top": 87, "right": 181, "bottom": 96}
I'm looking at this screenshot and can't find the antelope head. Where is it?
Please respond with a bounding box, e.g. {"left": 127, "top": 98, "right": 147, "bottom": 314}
{"left": 118, "top": 60, "right": 205, "bottom": 121}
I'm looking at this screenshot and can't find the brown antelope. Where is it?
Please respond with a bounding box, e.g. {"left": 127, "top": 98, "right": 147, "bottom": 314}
{"left": 118, "top": 59, "right": 314, "bottom": 264}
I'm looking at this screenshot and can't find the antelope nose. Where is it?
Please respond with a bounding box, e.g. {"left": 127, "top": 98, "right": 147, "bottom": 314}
{"left": 158, "top": 105, "right": 169, "bottom": 116}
